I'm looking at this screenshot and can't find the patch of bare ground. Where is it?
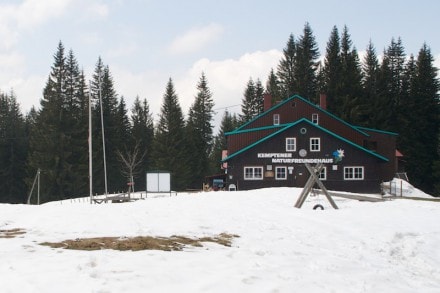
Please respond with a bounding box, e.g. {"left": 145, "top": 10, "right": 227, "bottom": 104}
{"left": 0, "top": 228, "right": 26, "bottom": 238}
{"left": 40, "top": 233, "right": 239, "bottom": 251}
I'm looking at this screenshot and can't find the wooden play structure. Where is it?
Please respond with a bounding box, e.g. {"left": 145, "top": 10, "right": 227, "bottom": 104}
{"left": 295, "top": 163, "right": 385, "bottom": 209}
{"left": 294, "top": 163, "right": 338, "bottom": 209}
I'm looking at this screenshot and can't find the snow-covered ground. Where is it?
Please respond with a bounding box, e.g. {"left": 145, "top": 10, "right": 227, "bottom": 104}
{"left": 1, "top": 186, "right": 439, "bottom": 293}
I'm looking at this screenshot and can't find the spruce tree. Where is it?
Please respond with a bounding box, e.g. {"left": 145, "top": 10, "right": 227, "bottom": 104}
{"left": 0, "top": 91, "right": 28, "bottom": 203}
{"left": 321, "top": 25, "right": 363, "bottom": 122}
{"left": 90, "top": 58, "right": 124, "bottom": 194}
{"left": 64, "top": 50, "right": 88, "bottom": 197}
{"left": 65, "top": 50, "right": 82, "bottom": 114}
{"left": 27, "top": 41, "right": 72, "bottom": 202}
{"left": 74, "top": 70, "right": 90, "bottom": 196}
{"left": 277, "top": 34, "right": 296, "bottom": 99}
{"left": 255, "top": 79, "right": 265, "bottom": 114}
{"left": 401, "top": 44, "right": 440, "bottom": 194}
{"left": 294, "top": 22, "right": 320, "bottom": 102}
{"left": 322, "top": 26, "right": 342, "bottom": 113}
{"left": 186, "top": 73, "right": 215, "bottom": 189}
{"left": 397, "top": 54, "right": 416, "bottom": 149}
{"left": 265, "top": 68, "right": 282, "bottom": 104}
{"left": 209, "top": 110, "right": 239, "bottom": 174}
{"left": 376, "top": 38, "right": 407, "bottom": 131}
{"left": 113, "top": 96, "right": 134, "bottom": 188}
{"left": 116, "top": 97, "right": 131, "bottom": 147}
{"left": 240, "top": 78, "right": 257, "bottom": 122}
{"left": 361, "top": 41, "right": 380, "bottom": 126}
{"left": 373, "top": 50, "right": 394, "bottom": 130}
{"left": 338, "top": 26, "right": 364, "bottom": 124}
{"left": 315, "top": 61, "right": 326, "bottom": 96}
{"left": 153, "top": 78, "right": 189, "bottom": 190}
{"left": 240, "top": 78, "right": 264, "bottom": 122}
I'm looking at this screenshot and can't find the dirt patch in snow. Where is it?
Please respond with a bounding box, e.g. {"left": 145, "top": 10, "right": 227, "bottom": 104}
{"left": 40, "top": 233, "right": 239, "bottom": 251}
{"left": 0, "top": 228, "right": 26, "bottom": 238}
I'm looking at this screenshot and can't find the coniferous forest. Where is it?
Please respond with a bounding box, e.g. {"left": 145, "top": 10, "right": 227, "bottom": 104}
{"left": 1, "top": 23, "right": 439, "bottom": 203}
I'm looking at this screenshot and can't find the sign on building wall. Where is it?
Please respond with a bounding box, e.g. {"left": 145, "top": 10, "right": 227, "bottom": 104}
{"left": 257, "top": 153, "right": 334, "bottom": 164}
{"left": 256, "top": 149, "right": 344, "bottom": 164}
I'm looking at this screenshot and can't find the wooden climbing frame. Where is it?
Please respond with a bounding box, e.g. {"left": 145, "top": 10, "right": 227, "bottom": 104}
{"left": 294, "top": 163, "right": 338, "bottom": 209}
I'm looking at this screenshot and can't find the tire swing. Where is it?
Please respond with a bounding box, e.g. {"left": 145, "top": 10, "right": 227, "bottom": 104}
{"left": 313, "top": 204, "right": 324, "bottom": 210}
{"left": 311, "top": 188, "right": 324, "bottom": 210}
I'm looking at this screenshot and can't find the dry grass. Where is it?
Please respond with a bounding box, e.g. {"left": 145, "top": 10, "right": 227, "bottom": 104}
{"left": 40, "top": 233, "right": 239, "bottom": 251}
{"left": 0, "top": 228, "right": 26, "bottom": 238}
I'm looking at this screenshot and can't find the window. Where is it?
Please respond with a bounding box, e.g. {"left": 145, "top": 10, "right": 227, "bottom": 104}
{"left": 275, "top": 166, "right": 287, "bottom": 180}
{"left": 312, "top": 113, "right": 319, "bottom": 124}
{"left": 310, "top": 137, "right": 320, "bottom": 152}
{"left": 344, "top": 167, "right": 364, "bottom": 180}
{"left": 273, "top": 114, "right": 280, "bottom": 125}
{"left": 244, "top": 167, "right": 263, "bottom": 180}
{"left": 318, "top": 167, "right": 327, "bottom": 180}
{"left": 286, "top": 137, "right": 296, "bottom": 152}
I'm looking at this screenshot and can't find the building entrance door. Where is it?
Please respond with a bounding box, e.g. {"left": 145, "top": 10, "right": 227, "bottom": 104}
{"left": 295, "top": 165, "right": 308, "bottom": 187}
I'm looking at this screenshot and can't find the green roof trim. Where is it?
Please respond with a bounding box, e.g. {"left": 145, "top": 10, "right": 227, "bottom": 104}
{"left": 222, "top": 118, "right": 389, "bottom": 162}
{"left": 231, "top": 94, "right": 370, "bottom": 137}
{"left": 225, "top": 123, "right": 287, "bottom": 136}
{"left": 310, "top": 121, "right": 389, "bottom": 161}
{"left": 355, "top": 126, "right": 398, "bottom": 136}
{"left": 222, "top": 121, "right": 304, "bottom": 161}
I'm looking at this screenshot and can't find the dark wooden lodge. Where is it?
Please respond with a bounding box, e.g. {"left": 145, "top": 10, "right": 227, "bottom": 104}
{"left": 221, "top": 94, "right": 401, "bottom": 193}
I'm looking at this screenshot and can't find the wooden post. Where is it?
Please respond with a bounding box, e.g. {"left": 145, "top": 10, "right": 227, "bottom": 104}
{"left": 294, "top": 164, "right": 323, "bottom": 208}
{"left": 400, "top": 180, "right": 403, "bottom": 197}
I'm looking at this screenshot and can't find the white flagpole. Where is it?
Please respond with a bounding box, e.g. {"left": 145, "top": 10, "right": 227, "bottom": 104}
{"left": 98, "top": 72, "right": 108, "bottom": 196}
{"left": 89, "top": 84, "right": 93, "bottom": 204}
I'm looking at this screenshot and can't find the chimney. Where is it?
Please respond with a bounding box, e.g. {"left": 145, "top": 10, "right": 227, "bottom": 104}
{"left": 319, "top": 93, "right": 327, "bottom": 110}
{"left": 263, "top": 93, "right": 273, "bottom": 111}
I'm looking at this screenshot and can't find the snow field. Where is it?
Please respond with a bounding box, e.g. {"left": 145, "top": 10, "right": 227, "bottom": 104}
{"left": 1, "top": 187, "right": 439, "bottom": 292}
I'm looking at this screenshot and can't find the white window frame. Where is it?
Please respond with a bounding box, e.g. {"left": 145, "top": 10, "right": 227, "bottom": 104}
{"left": 244, "top": 166, "right": 263, "bottom": 180}
{"left": 318, "top": 167, "right": 327, "bottom": 180}
{"left": 286, "top": 137, "right": 296, "bottom": 152}
{"left": 312, "top": 113, "right": 319, "bottom": 124}
{"left": 344, "top": 166, "right": 364, "bottom": 180}
{"left": 310, "top": 137, "right": 321, "bottom": 152}
{"left": 273, "top": 114, "right": 280, "bottom": 125}
{"left": 275, "top": 166, "right": 287, "bottom": 180}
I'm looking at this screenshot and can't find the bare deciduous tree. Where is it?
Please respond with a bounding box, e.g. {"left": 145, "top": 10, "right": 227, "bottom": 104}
{"left": 116, "top": 142, "right": 146, "bottom": 195}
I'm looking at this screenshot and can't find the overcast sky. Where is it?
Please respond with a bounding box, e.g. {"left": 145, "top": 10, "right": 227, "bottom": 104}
{"left": 1, "top": 0, "right": 439, "bottom": 126}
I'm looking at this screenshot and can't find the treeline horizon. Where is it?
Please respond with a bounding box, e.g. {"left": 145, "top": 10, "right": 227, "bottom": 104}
{"left": 1, "top": 23, "right": 439, "bottom": 203}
